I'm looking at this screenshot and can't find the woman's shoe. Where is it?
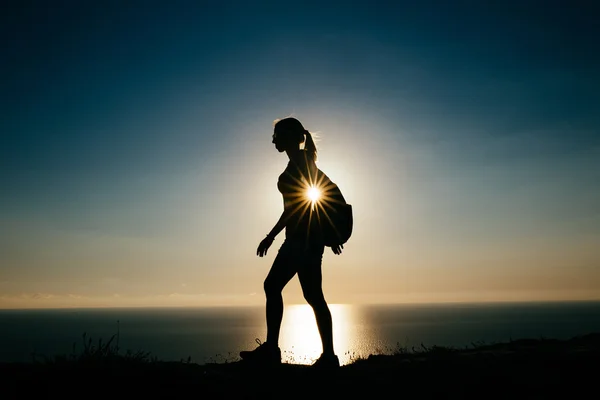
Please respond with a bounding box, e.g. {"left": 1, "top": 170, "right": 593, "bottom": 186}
{"left": 239, "top": 338, "right": 281, "bottom": 365}
{"left": 311, "top": 353, "right": 340, "bottom": 369}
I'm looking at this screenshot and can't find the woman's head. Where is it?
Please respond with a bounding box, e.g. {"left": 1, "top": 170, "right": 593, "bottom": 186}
{"left": 272, "top": 117, "right": 317, "bottom": 161}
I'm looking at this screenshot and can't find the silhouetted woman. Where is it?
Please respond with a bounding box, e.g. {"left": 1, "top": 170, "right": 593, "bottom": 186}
{"left": 240, "top": 117, "right": 343, "bottom": 368}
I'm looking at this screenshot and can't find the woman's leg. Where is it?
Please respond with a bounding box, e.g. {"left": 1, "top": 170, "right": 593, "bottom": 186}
{"left": 297, "top": 249, "right": 335, "bottom": 356}
{"left": 263, "top": 243, "right": 297, "bottom": 347}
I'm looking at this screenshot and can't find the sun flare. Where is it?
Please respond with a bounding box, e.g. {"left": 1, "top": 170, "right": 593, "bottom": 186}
{"left": 307, "top": 186, "right": 321, "bottom": 202}
{"left": 278, "top": 162, "right": 347, "bottom": 244}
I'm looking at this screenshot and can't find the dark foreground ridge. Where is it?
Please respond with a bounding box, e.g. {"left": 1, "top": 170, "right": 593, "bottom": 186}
{"left": 2, "top": 333, "right": 599, "bottom": 399}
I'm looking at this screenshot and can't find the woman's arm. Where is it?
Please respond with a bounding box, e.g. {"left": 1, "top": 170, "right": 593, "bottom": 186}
{"left": 257, "top": 207, "right": 291, "bottom": 257}
{"left": 266, "top": 207, "right": 292, "bottom": 239}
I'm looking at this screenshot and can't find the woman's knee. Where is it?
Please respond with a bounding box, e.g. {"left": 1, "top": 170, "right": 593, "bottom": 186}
{"left": 303, "top": 290, "right": 326, "bottom": 307}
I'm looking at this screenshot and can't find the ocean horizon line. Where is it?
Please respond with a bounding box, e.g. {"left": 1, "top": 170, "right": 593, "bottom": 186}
{"left": 2, "top": 298, "right": 600, "bottom": 312}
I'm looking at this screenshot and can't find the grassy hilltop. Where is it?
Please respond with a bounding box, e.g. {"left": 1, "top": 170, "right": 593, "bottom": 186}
{"left": 2, "top": 332, "right": 599, "bottom": 399}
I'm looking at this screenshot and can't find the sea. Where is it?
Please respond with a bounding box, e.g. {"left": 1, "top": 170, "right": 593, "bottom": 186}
{"left": 1, "top": 301, "right": 599, "bottom": 366}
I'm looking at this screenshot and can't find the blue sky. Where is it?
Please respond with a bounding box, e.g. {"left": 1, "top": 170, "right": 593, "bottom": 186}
{"left": 1, "top": 0, "right": 599, "bottom": 308}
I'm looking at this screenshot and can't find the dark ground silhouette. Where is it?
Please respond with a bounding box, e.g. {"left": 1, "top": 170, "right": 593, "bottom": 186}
{"left": 2, "top": 332, "right": 598, "bottom": 399}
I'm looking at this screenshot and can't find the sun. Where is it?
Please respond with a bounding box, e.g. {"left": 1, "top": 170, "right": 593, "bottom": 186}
{"left": 279, "top": 166, "right": 343, "bottom": 239}
{"left": 307, "top": 186, "right": 321, "bottom": 203}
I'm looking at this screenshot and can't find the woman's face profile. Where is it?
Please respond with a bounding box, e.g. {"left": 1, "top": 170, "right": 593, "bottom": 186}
{"left": 272, "top": 130, "right": 286, "bottom": 152}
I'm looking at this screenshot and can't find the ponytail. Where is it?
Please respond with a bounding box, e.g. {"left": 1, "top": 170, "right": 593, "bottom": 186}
{"left": 304, "top": 130, "right": 317, "bottom": 162}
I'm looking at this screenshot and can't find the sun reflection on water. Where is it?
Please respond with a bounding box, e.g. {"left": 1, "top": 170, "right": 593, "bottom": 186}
{"left": 279, "top": 304, "right": 354, "bottom": 365}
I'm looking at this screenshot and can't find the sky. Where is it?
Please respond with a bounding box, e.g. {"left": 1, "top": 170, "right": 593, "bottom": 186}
{"left": 1, "top": 0, "right": 599, "bottom": 308}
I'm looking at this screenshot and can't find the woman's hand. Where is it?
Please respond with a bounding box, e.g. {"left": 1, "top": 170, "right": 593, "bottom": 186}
{"left": 331, "top": 244, "right": 343, "bottom": 255}
{"left": 257, "top": 235, "right": 275, "bottom": 257}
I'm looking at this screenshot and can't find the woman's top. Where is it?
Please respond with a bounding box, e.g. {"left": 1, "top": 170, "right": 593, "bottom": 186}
{"left": 277, "top": 150, "right": 346, "bottom": 247}
{"left": 277, "top": 150, "right": 321, "bottom": 245}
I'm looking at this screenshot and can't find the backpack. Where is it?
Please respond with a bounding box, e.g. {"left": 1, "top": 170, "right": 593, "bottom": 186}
{"left": 314, "top": 169, "right": 353, "bottom": 247}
